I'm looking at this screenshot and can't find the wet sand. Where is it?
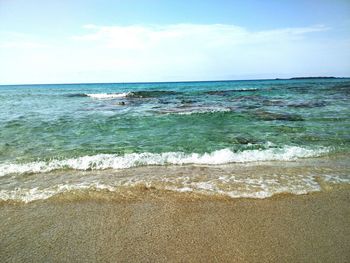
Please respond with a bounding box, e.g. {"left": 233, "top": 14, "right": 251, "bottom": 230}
{"left": 1, "top": 188, "right": 349, "bottom": 262}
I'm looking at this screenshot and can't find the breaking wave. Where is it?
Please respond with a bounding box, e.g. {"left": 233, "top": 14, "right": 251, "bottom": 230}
{"left": 86, "top": 90, "right": 180, "bottom": 99}
{"left": 0, "top": 146, "right": 330, "bottom": 177}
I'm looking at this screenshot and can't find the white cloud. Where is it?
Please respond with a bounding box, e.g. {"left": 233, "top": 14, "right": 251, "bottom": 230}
{"left": 1, "top": 23, "right": 349, "bottom": 84}
{"left": 67, "top": 23, "right": 335, "bottom": 81}
{"left": 73, "top": 23, "right": 329, "bottom": 49}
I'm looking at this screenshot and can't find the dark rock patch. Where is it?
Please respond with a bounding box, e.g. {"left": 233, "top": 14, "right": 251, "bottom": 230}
{"left": 128, "top": 90, "right": 180, "bottom": 98}
{"left": 254, "top": 110, "right": 304, "bottom": 121}
{"left": 234, "top": 136, "right": 260, "bottom": 145}
{"left": 287, "top": 101, "right": 326, "bottom": 108}
{"left": 66, "top": 93, "right": 88, "bottom": 97}
{"left": 262, "top": 99, "right": 286, "bottom": 106}
{"left": 205, "top": 89, "right": 257, "bottom": 96}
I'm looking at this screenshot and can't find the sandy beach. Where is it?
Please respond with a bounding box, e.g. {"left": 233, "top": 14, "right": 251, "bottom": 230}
{"left": 1, "top": 1, "right": 350, "bottom": 262}
{"left": 1, "top": 187, "right": 349, "bottom": 262}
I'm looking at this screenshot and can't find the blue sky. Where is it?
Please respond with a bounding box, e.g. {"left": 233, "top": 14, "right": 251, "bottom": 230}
{"left": 0, "top": 0, "right": 349, "bottom": 84}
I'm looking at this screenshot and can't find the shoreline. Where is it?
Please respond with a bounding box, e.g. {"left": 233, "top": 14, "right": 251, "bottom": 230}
{"left": 2, "top": 153, "right": 350, "bottom": 203}
{"left": 1, "top": 188, "right": 349, "bottom": 262}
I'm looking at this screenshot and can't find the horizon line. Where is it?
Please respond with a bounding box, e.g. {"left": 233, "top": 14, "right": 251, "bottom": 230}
{"left": 0, "top": 76, "right": 348, "bottom": 87}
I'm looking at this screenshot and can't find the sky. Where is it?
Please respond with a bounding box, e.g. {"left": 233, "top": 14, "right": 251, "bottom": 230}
{"left": 0, "top": 0, "right": 349, "bottom": 84}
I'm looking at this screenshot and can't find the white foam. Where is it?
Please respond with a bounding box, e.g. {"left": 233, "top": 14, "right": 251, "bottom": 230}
{"left": 1, "top": 172, "right": 348, "bottom": 203}
{"left": 86, "top": 92, "right": 130, "bottom": 99}
{"left": 236, "top": 88, "right": 258, "bottom": 91}
{"left": 166, "top": 174, "right": 324, "bottom": 199}
{"left": 175, "top": 108, "right": 231, "bottom": 115}
{"left": 321, "top": 174, "right": 350, "bottom": 184}
{"left": 0, "top": 146, "right": 330, "bottom": 177}
{"left": 159, "top": 107, "right": 231, "bottom": 115}
{"left": 0, "top": 183, "right": 117, "bottom": 203}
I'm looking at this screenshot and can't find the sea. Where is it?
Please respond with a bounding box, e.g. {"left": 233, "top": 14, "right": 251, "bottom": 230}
{"left": 0, "top": 78, "right": 349, "bottom": 202}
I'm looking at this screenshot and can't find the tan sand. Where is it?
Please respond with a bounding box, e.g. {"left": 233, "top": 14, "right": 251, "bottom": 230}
{"left": 1, "top": 188, "right": 349, "bottom": 262}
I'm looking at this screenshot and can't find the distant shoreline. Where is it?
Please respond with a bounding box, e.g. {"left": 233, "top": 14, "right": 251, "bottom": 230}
{"left": 276, "top": 76, "right": 337, "bottom": 80}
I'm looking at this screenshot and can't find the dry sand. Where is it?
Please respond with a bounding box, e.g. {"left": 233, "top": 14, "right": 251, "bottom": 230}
{"left": 1, "top": 188, "right": 349, "bottom": 262}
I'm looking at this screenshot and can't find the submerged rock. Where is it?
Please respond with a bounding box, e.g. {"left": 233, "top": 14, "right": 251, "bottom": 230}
{"left": 262, "top": 99, "right": 286, "bottom": 106}
{"left": 66, "top": 93, "right": 88, "bottom": 97}
{"left": 276, "top": 125, "right": 306, "bottom": 133}
{"left": 254, "top": 110, "right": 304, "bottom": 121}
{"left": 180, "top": 99, "right": 196, "bottom": 104}
{"left": 287, "top": 101, "right": 326, "bottom": 108}
{"left": 205, "top": 89, "right": 257, "bottom": 96}
{"left": 232, "top": 95, "right": 263, "bottom": 102}
{"left": 128, "top": 90, "right": 179, "bottom": 98}
{"left": 234, "top": 136, "right": 260, "bottom": 145}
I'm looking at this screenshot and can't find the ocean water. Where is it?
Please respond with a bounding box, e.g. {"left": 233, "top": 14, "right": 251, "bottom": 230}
{"left": 0, "top": 79, "right": 350, "bottom": 202}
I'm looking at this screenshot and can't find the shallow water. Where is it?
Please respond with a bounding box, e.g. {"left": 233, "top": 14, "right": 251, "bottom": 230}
{"left": 0, "top": 79, "right": 349, "bottom": 202}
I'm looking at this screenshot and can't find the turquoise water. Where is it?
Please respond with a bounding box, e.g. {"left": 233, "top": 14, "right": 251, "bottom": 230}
{"left": 0, "top": 79, "right": 350, "bottom": 201}
{"left": 1, "top": 79, "right": 350, "bottom": 162}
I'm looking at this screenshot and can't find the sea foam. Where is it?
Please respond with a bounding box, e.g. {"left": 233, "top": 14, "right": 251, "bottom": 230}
{"left": 86, "top": 92, "right": 131, "bottom": 99}
{"left": 1, "top": 172, "right": 348, "bottom": 203}
{"left": 0, "top": 146, "right": 329, "bottom": 177}
{"left": 162, "top": 107, "right": 231, "bottom": 115}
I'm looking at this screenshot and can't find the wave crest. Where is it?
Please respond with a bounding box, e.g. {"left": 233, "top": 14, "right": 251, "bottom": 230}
{"left": 0, "top": 146, "right": 329, "bottom": 177}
